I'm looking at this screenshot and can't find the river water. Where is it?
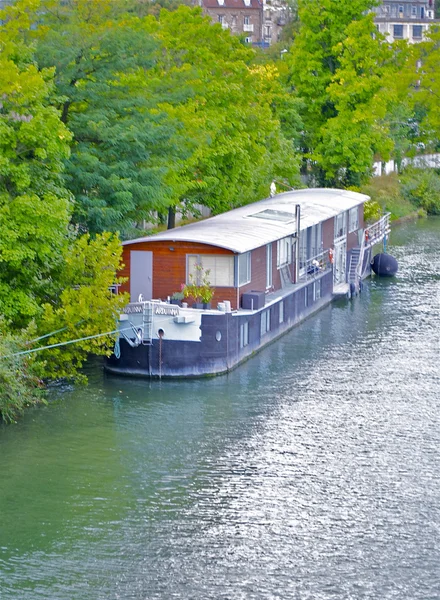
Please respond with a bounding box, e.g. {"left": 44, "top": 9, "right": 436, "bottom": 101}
{"left": 1, "top": 218, "right": 439, "bottom": 600}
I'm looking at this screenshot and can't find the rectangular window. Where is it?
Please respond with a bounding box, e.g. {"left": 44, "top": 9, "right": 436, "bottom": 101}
{"left": 311, "top": 223, "right": 322, "bottom": 257}
{"left": 348, "top": 207, "right": 359, "bottom": 233}
{"left": 413, "top": 25, "right": 423, "bottom": 38}
{"left": 218, "top": 15, "right": 224, "bottom": 23}
{"left": 237, "top": 252, "right": 251, "bottom": 286}
{"left": 411, "top": 5, "right": 418, "bottom": 17}
{"left": 240, "top": 322, "right": 249, "bottom": 348}
{"left": 266, "top": 244, "right": 273, "bottom": 289}
{"left": 334, "top": 212, "right": 347, "bottom": 239}
{"left": 260, "top": 309, "right": 271, "bottom": 337}
{"left": 279, "top": 301, "right": 284, "bottom": 324}
{"left": 277, "top": 236, "right": 292, "bottom": 268}
{"left": 187, "top": 254, "right": 234, "bottom": 287}
{"left": 244, "top": 16, "right": 250, "bottom": 25}
{"left": 393, "top": 24, "right": 404, "bottom": 38}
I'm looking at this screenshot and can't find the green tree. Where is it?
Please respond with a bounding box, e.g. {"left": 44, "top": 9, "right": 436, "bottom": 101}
{"left": 410, "top": 24, "right": 440, "bottom": 147}
{"left": 35, "top": 0, "right": 176, "bottom": 237}
{"left": 0, "top": 320, "right": 45, "bottom": 424}
{"left": 287, "top": 0, "right": 403, "bottom": 186}
{"left": 312, "top": 16, "right": 404, "bottom": 186}
{"left": 142, "top": 7, "right": 301, "bottom": 219}
{"left": 0, "top": 0, "right": 73, "bottom": 326}
{"left": 0, "top": 1, "right": 129, "bottom": 417}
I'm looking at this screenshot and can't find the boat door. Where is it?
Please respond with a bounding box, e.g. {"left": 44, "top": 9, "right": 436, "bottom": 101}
{"left": 333, "top": 241, "right": 347, "bottom": 285}
{"left": 130, "top": 251, "right": 153, "bottom": 302}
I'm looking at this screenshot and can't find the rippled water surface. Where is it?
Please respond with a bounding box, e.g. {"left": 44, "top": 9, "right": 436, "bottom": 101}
{"left": 1, "top": 218, "right": 439, "bottom": 599}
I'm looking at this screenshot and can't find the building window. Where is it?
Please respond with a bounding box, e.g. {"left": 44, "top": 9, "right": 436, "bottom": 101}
{"left": 260, "top": 309, "right": 271, "bottom": 337}
{"left": 411, "top": 5, "right": 418, "bottom": 17}
{"left": 348, "top": 207, "right": 359, "bottom": 233}
{"left": 413, "top": 25, "right": 423, "bottom": 39}
{"left": 277, "top": 236, "right": 292, "bottom": 268}
{"left": 240, "top": 322, "right": 249, "bottom": 348}
{"left": 279, "top": 301, "right": 284, "bottom": 324}
{"left": 218, "top": 15, "right": 224, "bottom": 24}
{"left": 237, "top": 252, "right": 251, "bottom": 286}
{"left": 245, "top": 37, "right": 252, "bottom": 43}
{"left": 398, "top": 5, "right": 404, "bottom": 14}
{"left": 393, "top": 24, "right": 404, "bottom": 38}
{"left": 187, "top": 255, "right": 234, "bottom": 287}
{"left": 264, "top": 25, "right": 271, "bottom": 37}
{"left": 244, "top": 16, "right": 250, "bottom": 25}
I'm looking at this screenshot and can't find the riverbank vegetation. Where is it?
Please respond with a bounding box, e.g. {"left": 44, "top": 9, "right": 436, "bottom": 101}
{"left": 1, "top": 0, "right": 440, "bottom": 421}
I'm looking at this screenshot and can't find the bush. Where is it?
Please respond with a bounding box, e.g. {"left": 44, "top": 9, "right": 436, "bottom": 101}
{"left": 0, "top": 321, "right": 46, "bottom": 424}
{"left": 361, "top": 173, "right": 416, "bottom": 220}
{"left": 399, "top": 167, "right": 440, "bottom": 215}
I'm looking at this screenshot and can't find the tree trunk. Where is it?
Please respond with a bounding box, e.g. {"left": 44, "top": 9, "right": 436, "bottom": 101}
{"left": 167, "top": 206, "right": 176, "bottom": 230}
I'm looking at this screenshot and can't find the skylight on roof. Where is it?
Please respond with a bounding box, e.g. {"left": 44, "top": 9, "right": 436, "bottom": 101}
{"left": 249, "top": 209, "right": 295, "bottom": 223}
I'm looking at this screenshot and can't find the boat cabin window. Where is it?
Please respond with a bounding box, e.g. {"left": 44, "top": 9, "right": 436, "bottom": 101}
{"left": 277, "top": 236, "right": 292, "bottom": 268}
{"left": 237, "top": 252, "right": 251, "bottom": 286}
{"left": 187, "top": 254, "right": 234, "bottom": 287}
{"left": 348, "top": 207, "right": 359, "bottom": 233}
{"left": 334, "top": 212, "right": 347, "bottom": 239}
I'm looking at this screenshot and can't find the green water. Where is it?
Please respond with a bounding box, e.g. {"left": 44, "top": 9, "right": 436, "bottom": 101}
{"left": 1, "top": 218, "right": 439, "bottom": 599}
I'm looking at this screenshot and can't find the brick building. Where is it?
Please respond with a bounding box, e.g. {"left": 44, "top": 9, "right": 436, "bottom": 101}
{"left": 372, "top": 0, "right": 438, "bottom": 43}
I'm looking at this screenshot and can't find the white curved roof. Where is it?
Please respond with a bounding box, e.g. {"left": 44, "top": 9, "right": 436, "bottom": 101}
{"left": 123, "top": 188, "right": 369, "bottom": 254}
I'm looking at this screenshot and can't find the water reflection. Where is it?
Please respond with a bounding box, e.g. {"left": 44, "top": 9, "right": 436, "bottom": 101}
{"left": 1, "top": 218, "right": 439, "bottom": 599}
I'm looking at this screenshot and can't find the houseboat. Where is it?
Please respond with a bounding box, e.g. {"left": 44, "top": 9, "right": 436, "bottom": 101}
{"left": 106, "top": 188, "right": 391, "bottom": 378}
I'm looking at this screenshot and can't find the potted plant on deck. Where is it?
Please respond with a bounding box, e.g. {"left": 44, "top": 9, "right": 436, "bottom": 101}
{"left": 170, "top": 291, "right": 185, "bottom": 306}
{"left": 182, "top": 265, "right": 214, "bottom": 309}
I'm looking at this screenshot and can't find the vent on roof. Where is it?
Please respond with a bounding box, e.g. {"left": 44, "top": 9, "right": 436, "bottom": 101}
{"left": 248, "top": 209, "right": 296, "bottom": 223}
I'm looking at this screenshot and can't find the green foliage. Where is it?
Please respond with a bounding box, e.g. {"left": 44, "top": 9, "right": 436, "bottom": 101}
{"left": 0, "top": 1, "right": 73, "bottom": 326}
{"left": 409, "top": 25, "right": 440, "bottom": 148}
{"left": 0, "top": 321, "right": 46, "bottom": 424}
{"left": 144, "top": 7, "right": 301, "bottom": 215}
{"left": 35, "top": 0, "right": 175, "bottom": 237}
{"left": 182, "top": 264, "right": 213, "bottom": 305}
{"left": 288, "top": 1, "right": 404, "bottom": 187}
{"left": 35, "top": 233, "right": 128, "bottom": 382}
{"left": 399, "top": 167, "right": 440, "bottom": 215}
{"left": 363, "top": 199, "right": 382, "bottom": 223}
{"left": 361, "top": 172, "right": 420, "bottom": 220}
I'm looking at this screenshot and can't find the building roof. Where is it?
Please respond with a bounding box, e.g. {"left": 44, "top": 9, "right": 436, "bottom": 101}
{"left": 203, "top": 0, "right": 262, "bottom": 9}
{"left": 123, "top": 188, "right": 369, "bottom": 254}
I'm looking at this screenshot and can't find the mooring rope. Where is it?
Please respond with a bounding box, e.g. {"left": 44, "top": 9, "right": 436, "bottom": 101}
{"left": 0, "top": 327, "right": 133, "bottom": 360}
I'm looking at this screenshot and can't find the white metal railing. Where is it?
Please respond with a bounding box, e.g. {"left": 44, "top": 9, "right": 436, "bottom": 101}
{"left": 364, "top": 213, "right": 391, "bottom": 248}
{"left": 299, "top": 249, "right": 332, "bottom": 282}
{"left": 243, "top": 23, "right": 254, "bottom": 32}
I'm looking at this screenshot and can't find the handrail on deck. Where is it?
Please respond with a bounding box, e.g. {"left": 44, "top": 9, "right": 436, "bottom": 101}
{"left": 364, "top": 213, "right": 391, "bottom": 247}
{"left": 299, "top": 249, "right": 332, "bottom": 282}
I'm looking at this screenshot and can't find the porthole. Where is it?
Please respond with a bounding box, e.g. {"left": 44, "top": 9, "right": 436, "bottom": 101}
{"left": 157, "top": 328, "right": 164, "bottom": 338}
{"left": 215, "top": 331, "right": 222, "bottom": 342}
